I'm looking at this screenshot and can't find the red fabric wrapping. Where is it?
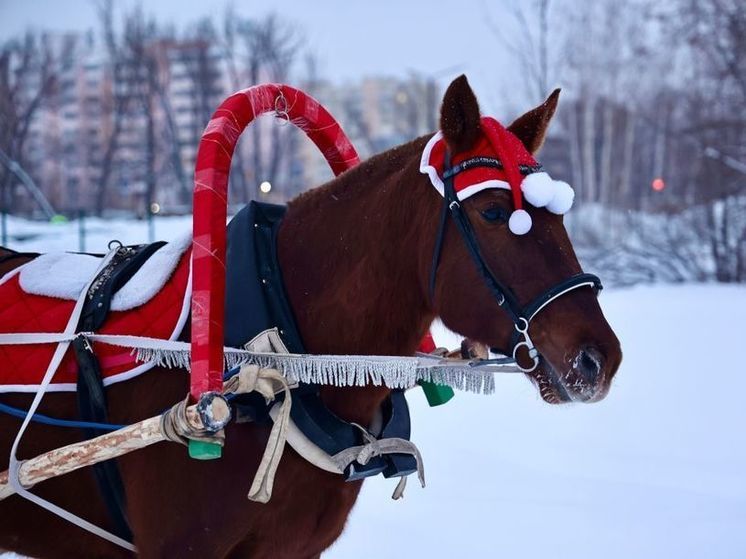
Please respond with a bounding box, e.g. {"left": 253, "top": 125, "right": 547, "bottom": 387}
{"left": 190, "top": 84, "right": 361, "bottom": 401}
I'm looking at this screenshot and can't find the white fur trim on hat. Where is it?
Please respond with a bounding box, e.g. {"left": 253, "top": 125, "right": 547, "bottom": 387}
{"left": 546, "top": 181, "right": 575, "bottom": 214}
{"left": 521, "top": 172, "right": 554, "bottom": 208}
{"left": 456, "top": 179, "right": 511, "bottom": 200}
{"left": 419, "top": 131, "right": 446, "bottom": 195}
{"left": 508, "top": 209, "right": 532, "bottom": 235}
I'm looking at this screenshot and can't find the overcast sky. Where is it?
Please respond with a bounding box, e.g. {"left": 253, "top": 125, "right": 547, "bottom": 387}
{"left": 0, "top": 0, "right": 533, "bottom": 117}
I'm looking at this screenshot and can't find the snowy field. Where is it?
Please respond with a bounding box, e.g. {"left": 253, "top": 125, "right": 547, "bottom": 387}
{"left": 329, "top": 284, "right": 746, "bottom": 559}
{"left": 2, "top": 217, "right": 745, "bottom": 558}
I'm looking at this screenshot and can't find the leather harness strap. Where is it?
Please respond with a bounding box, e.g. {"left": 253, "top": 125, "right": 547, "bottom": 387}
{"left": 227, "top": 203, "right": 419, "bottom": 483}
{"left": 73, "top": 241, "right": 167, "bottom": 544}
{"left": 430, "top": 152, "right": 603, "bottom": 365}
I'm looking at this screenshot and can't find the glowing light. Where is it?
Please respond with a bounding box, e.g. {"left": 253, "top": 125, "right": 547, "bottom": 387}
{"left": 652, "top": 178, "right": 666, "bottom": 192}
{"left": 150, "top": 202, "right": 161, "bottom": 214}
{"left": 259, "top": 181, "right": 272, "bottom": 194}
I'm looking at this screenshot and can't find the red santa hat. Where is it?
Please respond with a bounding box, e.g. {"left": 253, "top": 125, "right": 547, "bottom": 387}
{"left": 419, "top": 116, "right": 574, "bottom": 235}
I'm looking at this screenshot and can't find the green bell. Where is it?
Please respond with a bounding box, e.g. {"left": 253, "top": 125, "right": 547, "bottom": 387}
{"left": 188, "top": 439, "right": 223, "bottom": 460}
{"left": 419, "top": 380, "right": 455, "bottom": 406}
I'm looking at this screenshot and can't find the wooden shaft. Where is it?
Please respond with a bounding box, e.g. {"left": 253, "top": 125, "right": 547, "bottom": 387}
{"left": 0, "top": 403, "right": 219, "bottom": 500}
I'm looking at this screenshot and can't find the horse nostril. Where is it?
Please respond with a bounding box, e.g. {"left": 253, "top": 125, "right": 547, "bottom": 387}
{"left": 576, "top": 347, "right": 604, "bottom": 384}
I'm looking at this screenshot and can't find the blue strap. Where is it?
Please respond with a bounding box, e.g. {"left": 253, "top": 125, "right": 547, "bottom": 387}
{"left": 0, "top": 401, "right": 125, "bottom": 431}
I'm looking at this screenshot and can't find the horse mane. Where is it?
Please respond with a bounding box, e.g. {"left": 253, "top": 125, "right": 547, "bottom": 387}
{"left": 287, "top": 134, "right": 431, "bottom": 211}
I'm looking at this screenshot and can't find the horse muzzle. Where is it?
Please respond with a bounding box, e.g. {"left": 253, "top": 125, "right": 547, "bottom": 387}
{"left": 529, "top": 342, "right": 621, "bottom": 404}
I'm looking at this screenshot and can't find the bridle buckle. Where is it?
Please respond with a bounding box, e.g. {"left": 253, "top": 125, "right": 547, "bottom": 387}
{"left": 512, "top": 318, "right": 539, "bottom": 373}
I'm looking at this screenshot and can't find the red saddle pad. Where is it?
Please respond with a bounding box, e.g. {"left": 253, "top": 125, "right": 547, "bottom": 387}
{"left": 0, "top": 251, "right": 191, "bottom": 392}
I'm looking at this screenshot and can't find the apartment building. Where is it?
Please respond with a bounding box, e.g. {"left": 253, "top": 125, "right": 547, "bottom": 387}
{"left": 10, "top": 33, "right": 438, "bottom": 214}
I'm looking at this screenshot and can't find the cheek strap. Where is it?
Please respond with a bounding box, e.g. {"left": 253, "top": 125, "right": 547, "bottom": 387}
{"left": 428, "top": 153, "right": 603, "bottom": 364}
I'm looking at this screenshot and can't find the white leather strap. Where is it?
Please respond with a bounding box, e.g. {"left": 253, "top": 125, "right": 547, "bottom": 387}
{"left": 6, "top": 248, "right": 137, "bottom": 553}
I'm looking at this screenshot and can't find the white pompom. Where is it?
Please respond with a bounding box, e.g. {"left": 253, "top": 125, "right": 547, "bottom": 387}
{"left": 508, "top": 209, "right": 532, "bottom": 235}
{"left": 546, "top": 181, "right": 575, "bottom": 214}
{"left": 521, "top": 172, "right": 554, "bottom": 208}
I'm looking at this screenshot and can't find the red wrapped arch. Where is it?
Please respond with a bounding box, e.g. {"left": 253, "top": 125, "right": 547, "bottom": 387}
{"left": 190, "top": 84, "right": 360, "bottom": 401}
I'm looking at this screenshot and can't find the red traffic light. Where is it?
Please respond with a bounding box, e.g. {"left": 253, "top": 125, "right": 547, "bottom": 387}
{"left": 652, "top": 178, "right": 666, "bottom": 191}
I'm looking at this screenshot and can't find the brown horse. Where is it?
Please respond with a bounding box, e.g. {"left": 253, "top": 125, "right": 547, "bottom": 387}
{"left": 0, "top": 76, "right": 621, "bottom": 558}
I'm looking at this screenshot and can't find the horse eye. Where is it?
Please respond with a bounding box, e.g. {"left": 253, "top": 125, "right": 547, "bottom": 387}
{"left": 480, "top": 206, "right": 508, "bottom": 222}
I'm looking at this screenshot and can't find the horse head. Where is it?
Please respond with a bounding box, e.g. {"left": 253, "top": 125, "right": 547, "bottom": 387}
{"left": 426, "top": 76, "right": 622, "bottom": 403}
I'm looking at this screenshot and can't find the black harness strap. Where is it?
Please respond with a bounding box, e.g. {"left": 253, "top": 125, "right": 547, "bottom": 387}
{"left": 429, "top": 151, "right": 603, "bottom": 360}
{"left": 428, "top": 196, "right": 449, "bottom": 301}
{"left": 227, "top": 202, "right": 418, "bottom": 483}
{"left": 282, "top": 385, "right": 416, "bottom": 481}
{"left": 522, "top": 272, "right": 602, "bottom": 321}
{"left": 430, "top": 152, "right": 523, "bottom": 322}
{"left": 506, "top": 272, "right": 603, "bottom": 352}
{"left": 441, "top": 156, "right": 543, "bottom": 180}
{"left": 73, "top": 240, "right": 166, "bottom": 543}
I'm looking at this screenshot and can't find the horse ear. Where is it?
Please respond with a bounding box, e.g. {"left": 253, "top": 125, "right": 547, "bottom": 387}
{"left": 507, "top": 89, "right": 561, "bottom": 154}
{"left": 439, "top": 75, "right": 481, "bottom": 153}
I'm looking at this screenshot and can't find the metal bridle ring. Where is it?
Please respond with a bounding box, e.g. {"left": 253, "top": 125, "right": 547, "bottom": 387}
{"left": 515, "top": 317, "right": 530, "bottom": 334}
{"left": 512, "top": 341, "right": 539, "bottom": 373}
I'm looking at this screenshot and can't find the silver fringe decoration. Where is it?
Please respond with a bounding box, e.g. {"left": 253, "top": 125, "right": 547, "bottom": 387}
{"left": 132, "top": 347, "right": 500, "bottom": 395}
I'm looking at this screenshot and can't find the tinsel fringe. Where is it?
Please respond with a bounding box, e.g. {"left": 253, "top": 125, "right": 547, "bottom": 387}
{"left": 133, "top": 347, "right": 497, "bottom": 395}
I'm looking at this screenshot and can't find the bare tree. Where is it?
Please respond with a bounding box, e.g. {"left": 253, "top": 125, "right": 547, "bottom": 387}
{"left": 94, "top": 0, "right": 134, "bottom": 215}
{"left": 485, "top": 0, "right": 553, "bottom": 105}
{"left": 222, "top": 12, "right": 304, "bottom": 199}
{"left": 0, "top": 31, "right": 72, "bottom": 212}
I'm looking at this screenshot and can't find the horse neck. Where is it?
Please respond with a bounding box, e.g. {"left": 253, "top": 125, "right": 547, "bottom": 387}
{"left": 278, "top": 137, "right": 437, "bottom": 423}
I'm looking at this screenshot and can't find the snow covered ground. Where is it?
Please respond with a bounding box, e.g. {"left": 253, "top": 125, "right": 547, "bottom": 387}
{"left": 1, "top": 214, "right": 193, "bottom": 254}
{"left": 3, "top": 217, "right": 745, "bottom": 558}
{"left": 329, "top": 285, "right": 746, "bottom": 559}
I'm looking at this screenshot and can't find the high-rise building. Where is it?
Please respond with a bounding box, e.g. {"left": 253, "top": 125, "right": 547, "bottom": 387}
{"left": 295, "top": 75, "right": 440, "bottom": 188}
{"left": 8, "top": 33, "right": 439, "bottom": 215}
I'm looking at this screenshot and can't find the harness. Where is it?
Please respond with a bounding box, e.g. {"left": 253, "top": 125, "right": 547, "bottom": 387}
{"left": 430, "top": 153, "right": 603, "bottom": 371}
{"left": 0, "top": 202, "right": 424, "bottom": 550}
{"left": 225, "top": 202, "right": 420, "bottom": 484}
{"left": 74, "top": 240, "right": 169, "bottom": 542}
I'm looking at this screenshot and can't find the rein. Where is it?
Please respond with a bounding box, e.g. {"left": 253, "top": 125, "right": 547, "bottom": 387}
{"left": 429, "top": 152, "right": 602, "bottom": 372}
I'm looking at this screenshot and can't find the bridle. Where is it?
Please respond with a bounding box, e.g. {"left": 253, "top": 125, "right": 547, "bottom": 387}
{"left": 429, "top": 152, "right": 603, "bottom": 372}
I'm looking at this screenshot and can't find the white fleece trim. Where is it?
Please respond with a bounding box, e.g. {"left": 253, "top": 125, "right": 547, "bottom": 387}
{"left": 18, "top": 253, "right": 100, "bottom": 299}
{"left": 18, "top": 233, "right": 192, "bottom": 311}
{"left": 455, "top": 179, "right": 511, "bottom": 200}
{"left": 420, "top": 131, "right": 446, "bottom": 194}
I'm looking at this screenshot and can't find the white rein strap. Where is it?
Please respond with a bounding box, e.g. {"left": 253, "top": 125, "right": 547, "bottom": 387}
{"left": 240, "top": 329, "right": 427, "bottom": 500}
{"left": 223, "top": 364, "right": 293, "bottom": 504}
{"left": 6, "top": 248, "right": 137, "bottom": 553}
